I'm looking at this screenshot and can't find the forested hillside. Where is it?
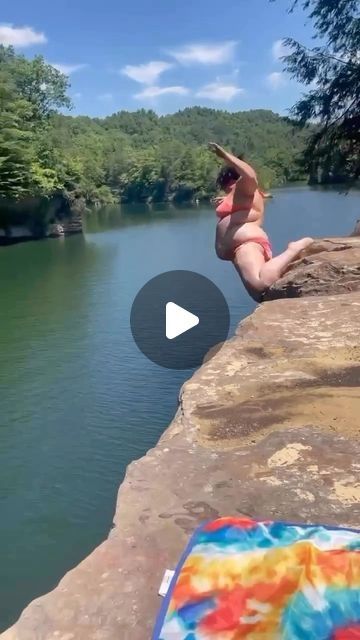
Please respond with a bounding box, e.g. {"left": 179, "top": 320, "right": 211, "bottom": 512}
{"left": 50, "top": 108, "right": 309, "bottom": 205}
{"left": 1, "top": 44, "right": 310, "bottom": 210}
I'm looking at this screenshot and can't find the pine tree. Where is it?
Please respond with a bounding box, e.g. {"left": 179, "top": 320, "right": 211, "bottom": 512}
{"left": 279, "top": 0, "right": 360, "bottom": 182}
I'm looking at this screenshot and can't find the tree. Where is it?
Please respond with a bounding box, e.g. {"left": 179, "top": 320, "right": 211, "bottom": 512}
{"left": 0, "top": 46, "right": 71, "bottom": 123}
{"left": 0, "top": 67, "right": 33, "bottom": 199}
{"left": 0, "top": 43, "right": 310, "bottom": 214}
{"left": 278, "top": 0, "right": 360, "bottom": 182}
{"left": 0, "top": 46, "right": 72, "bottom": 204}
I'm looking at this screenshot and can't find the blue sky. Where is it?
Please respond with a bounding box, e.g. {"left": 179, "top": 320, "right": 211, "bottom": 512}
{"left": 1, "top": 0, "right": 316, "bottom": 117}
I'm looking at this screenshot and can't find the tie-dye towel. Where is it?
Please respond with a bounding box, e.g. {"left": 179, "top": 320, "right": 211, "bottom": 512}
{"left": 153, "top": 517, "right": 360, "bottom": 639}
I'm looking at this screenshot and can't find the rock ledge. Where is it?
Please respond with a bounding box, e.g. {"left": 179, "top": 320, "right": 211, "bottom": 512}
{"left": 2, "top": 238, "right": 360, "bottom": 640}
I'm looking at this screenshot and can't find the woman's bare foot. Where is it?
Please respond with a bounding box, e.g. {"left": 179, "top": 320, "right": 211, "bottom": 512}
{"left": 288, "top": 237, "right": 314, "bottom": 257}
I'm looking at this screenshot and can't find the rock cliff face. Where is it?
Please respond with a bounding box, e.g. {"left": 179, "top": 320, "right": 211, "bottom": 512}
{"left": 0, "top": 194, "right": 83, "bottom": 245}
{"left": 2, "top": 237, "right": 360, "bottom": 640}
{"left": 351, "top": 219, "right": 360, "bottom": 236}
{"left": 60, "top": 211, "right": 83, "bottom": 236}
{"left": 264, "top": 237, "right": 360, "bottom": 300}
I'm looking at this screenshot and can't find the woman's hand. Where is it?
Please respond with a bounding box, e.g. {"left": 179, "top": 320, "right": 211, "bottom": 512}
{"left": 208, "top": 142, "right": 225, "bottom": 158}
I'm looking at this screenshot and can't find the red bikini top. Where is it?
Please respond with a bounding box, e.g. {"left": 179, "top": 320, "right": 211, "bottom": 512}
{"left": 216, "top": 182, "right": 265, "bottom": 218}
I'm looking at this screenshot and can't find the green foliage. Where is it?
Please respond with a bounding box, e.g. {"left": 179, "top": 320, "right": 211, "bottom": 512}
{"left": 0, "top": 45, "right": 70, "bottom": 203}
{"left": 0, "top": 45, "right": 312, "bottom": 215}
{"left": 278, "top": 0, "right": 360, "bottom": 182}
{"left": 52, "top": 108, "right": 308, "bottom": 204}
{"left": 0, "top": 45, "right": 71, "bottom": 122}
{"left": 30, "top": 163, "right": 63, "bottom": 196}
{"left": 0, "top": 66, "right": 33, "bottom": 199}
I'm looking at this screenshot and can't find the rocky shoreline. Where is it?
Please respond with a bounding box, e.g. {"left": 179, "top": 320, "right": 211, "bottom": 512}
{"left": 2, "top": 234, "right": 360, "bottom": 640}
{"left": 0, "top": 195, "right": 84, "bottom": 246}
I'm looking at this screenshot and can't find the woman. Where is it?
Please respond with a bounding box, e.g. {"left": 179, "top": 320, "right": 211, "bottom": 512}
{"left": 209, "top": 142, "right": 313, "bottom": 300}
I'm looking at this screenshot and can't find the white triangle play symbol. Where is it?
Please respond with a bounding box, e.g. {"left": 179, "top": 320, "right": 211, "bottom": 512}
{"left": 166, "top": 302, "right": 199, "bottom": 340}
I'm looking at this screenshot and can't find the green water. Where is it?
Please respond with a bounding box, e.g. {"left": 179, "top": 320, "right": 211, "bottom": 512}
{"left": 0, "top": 187, "right": 359, "bottom": 629}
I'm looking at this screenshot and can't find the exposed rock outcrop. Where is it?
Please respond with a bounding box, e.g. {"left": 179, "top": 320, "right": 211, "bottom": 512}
{"left": 2, "top": 238, "right": 360, "bottom": 640}
{"left": 351, "top": 219, "right": 360, "bottom": 236}
{"left": 263, "top": 237, "right": 360, "bottom": 300}
{"left": 61, "top": 211, "right": 83, "bottom": 235}
{"left": 0, "top": 194, "right": 83, "bottom": 245}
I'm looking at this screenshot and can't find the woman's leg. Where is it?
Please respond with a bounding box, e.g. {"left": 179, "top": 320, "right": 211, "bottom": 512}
{"left": 233, "top": 238, "right": 314, "bottom": 296}
{"left": 259, "top": 238, "right": 314, "bottom": 287}
{"left": 232, "top": 244, "right": 267, "bottom": 300}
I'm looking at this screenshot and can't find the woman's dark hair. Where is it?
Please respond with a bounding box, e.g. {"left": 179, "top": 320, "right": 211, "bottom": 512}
{"left": 216, "top": 154, "right": 245, "bottom": 190}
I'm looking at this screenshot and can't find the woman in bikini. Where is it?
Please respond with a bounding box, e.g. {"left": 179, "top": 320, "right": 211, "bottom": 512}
{"left": 209, "top": 142, "right": 313, "bottom": 301}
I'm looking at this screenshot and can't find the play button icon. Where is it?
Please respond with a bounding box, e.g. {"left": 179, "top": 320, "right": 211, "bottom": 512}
{"left": 130, "top": 270, "right": 230, "bottom": 369}
{"left": 166, "top": 303, "right": 199, "bottom": 340}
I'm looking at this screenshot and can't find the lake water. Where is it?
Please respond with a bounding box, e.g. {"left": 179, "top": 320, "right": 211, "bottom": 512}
{"left": 0, "top": 186, "right": 359, "bottom": 629}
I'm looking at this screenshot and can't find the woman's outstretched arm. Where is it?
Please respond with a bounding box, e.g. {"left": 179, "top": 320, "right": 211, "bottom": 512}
{"left": 209, "top": 142, "right": 258, "bottom": 196}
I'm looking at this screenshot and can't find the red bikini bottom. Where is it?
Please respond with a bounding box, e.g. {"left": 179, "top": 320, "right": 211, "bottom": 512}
{"left": 234, "top": 237, "right": 273, "bottom": 262}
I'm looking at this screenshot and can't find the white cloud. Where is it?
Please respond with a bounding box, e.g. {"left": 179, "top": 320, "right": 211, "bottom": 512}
{"left": 196, "top": 81, "right": 244, "bottom": 102}
{"left": 98, "top": 93, "right": 113, "bottom": 101}
{"left": 169, "top": 41, "right": 237, "bottom": 65}
{"left": 135, "top": 85, "right": 189, "bottom": 99}
{"left": 52, "top": 63, "right": 87, "bottom": 75}
{"left": 73, "top": 92, "right": 82, "bottom": 99}
{"left": 0, "top": 23, "right": 47, "bottom": 47}
{"left": 122, "top": 61, "right": 172, "bottom": 85}
{"left": 266, "top": 71, "right": 286, "bottom": 89}
{"left": 272, "top": 39, "right": 291, "bottom": 61}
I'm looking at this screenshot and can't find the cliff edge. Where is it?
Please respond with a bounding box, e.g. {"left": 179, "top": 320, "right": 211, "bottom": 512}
{"left": 2, "top": 236, "right": 360, "bottom": 640}
{"left": 264, "top": 236, "right": 360, "bottom": 300}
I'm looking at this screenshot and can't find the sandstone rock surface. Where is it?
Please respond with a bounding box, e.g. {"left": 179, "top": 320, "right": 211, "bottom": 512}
{"left": 264, "top": 237, "right": 360, "bottom": 300}
{"left": 3, "top": 241, "right": 360, "bottom": 640}
{"left": 351, "top": 219, "right": 360, "bottom": 236}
